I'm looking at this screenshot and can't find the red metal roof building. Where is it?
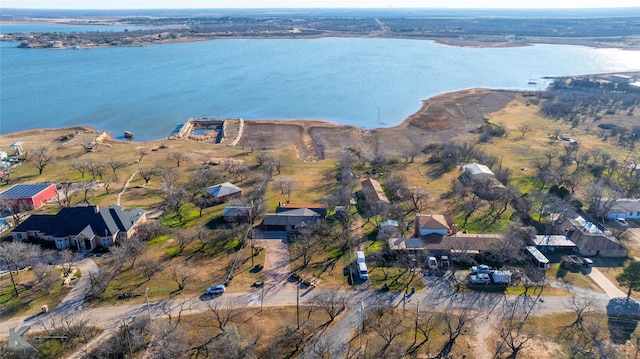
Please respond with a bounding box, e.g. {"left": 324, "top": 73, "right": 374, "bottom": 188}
{"left": 0, "top": 183, "right": 57, "bottom": 210}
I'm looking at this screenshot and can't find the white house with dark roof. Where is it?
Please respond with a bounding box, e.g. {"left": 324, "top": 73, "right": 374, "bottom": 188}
{"left": 12, "top": 205, "right": 146, "bottom": 250}
{"left": 205, "top": 182, "right": 242, "bottom": 203}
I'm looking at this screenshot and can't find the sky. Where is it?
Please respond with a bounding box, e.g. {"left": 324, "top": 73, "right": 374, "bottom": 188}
{"left": 2, "top": 0, "right": 640, "bottom": 9}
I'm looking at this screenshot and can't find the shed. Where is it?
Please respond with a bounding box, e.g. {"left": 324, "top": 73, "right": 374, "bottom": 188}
{"left": 205, "top": 182, "right": 242, "bottom": 203}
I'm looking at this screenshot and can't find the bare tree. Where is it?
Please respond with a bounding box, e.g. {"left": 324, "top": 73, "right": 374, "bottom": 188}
{"left": 167, "top": 152, "right": 189, "bottom": 168}
{"left": 145, "top": 321, "right": 187, "bottom": 358}
{"left": 107, "top": 158, "right": 126, "bottom": 182}
{"left": 407, "top": 186, "right": 430, "bottom": 213}
{"left": 31, "top": 263, "right": 58, "bottom": 295}
{"left": 138, "top": 167, "right": 157, "bottom": 185}
{"left": 78, "top": 181, "right": 96, "bottom": 205}
{"left": 314, "top": 291, "right": 346, "bottom": 322}
{"left": 0, "top": 197, "right": 27, "bottom": 225}
{"left": 175, "top": 228, "right": 197, "bottom": 253}
{"left": 168, "top": 264, "right": 196, "bottom": 292}
{"left": 138, "top": 257, "right": 162, "bottom": 281}
{"left": 29, "top": 147, "right": 54, "bottom": 175}
{"left": 71, "top": 160, "right": 91, "bottom": 179}
{"left": 517, "top": 124, "right": 531, "bottom": 138}
{"left": 135, "top": 220, "right": 167, "bottom": 241}
{"left": 272, "top": 176, "right": 297, "bottom": 203}
{"left": 137, "top": 148, "right": 148, "bottom": 162}
{"left": 207, "top": 299, "right": 244, "bottom": 333}
{"left": 87, "top": 266, "right": 114, "bottom": 299}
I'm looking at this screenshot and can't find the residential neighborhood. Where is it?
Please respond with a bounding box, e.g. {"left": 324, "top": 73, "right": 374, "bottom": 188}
{"left": 1, "top": 76, "right": 640, "bottom": 358}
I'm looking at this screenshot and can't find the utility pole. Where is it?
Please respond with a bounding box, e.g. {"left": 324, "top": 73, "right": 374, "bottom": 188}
{"left": 296, "top": 281, "right": 300, "bottom": 329}
{"left": 123, "top": 318, "right": 133, "bottom": 358}
{"left": 145, "top": 287, "right": 151, "bottom": 323}
{"left": 359, "top": 300, "right": 364, "bottom": 349}
{"left": 414, "top": 301, "right": 419, "bottom": 344}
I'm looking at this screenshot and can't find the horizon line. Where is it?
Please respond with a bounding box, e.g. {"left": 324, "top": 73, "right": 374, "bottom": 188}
{"left": 2, "top": 6, "right": 640, "bottom": 10}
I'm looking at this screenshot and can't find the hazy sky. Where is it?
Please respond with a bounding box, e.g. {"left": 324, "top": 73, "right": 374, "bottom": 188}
{"left": 3, "top": 0, "right": 640, "bottom": 9}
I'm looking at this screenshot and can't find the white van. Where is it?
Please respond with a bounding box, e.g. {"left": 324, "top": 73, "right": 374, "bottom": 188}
{"left": 356, "top": 251, "right": 366, "bottom": 263}
{"left": 358, "top": 262, "right": 369, "bottom": 280}
{"left": 427, "top": 256, "right": 438, "bottom": 270}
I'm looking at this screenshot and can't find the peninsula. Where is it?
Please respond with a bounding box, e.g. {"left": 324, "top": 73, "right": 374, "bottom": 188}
{"left": 2, "top": 8, "right": 640, "bottom": 49}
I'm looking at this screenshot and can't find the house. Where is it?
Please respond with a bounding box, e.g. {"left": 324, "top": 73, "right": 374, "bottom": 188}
{"left": 558, "top": 213, "right": 628, "bottom": 258}
{"left": 378, "top": 219, "right": 400, "bottom": 238}
{"left": 11, "top": 205, "right": 146, "bottom": 250}
{"left": 611, "top": 74, "right": 636, "bottom": 83}
{"left": 459, "top": 163, "right": 506, "bottom": 198}
{"left": 606, "top": 198, "right": 640, "bottom": 219}
{"left": 0, "top": 183, "right": 57, "bottom": 211}
{"left": 388, "top": 232, "right": 499, "bottom": 258}
{"left": 277, "top": 203, "right": 327, "bottom": 217}
{"left": 204, "top": 182, "right": 242, "bottom": 203}
{"left": 262, "top": 208, "right": 321, "bottom": 232}
{"left": 415, "top": 214, "right": 450, "bottom": 236}
{"left": 360, "top": 178, "right": 389, "bottom": 206}
{"left": 222, "top": 205, "right": 252, "bottom": 223}
{"left": 10, "top": 142, "right": 24, "bottom": 157}
{"left": 532, "top": 234, "right": 576, "bottom": 255}
{"left": 462, "top": 163, "right": 495, "bottom": 182}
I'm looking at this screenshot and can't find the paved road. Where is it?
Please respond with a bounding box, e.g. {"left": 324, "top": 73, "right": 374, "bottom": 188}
{"left": 0, "top": 259, "right": 633, "bottom": 359}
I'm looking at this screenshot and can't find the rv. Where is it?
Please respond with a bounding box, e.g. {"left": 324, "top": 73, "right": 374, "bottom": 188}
{"left": 356, "top": 251, "right": 366, "bottom": 263}
{"left": 358, "top": 262, "right": 369, "bottom": 280}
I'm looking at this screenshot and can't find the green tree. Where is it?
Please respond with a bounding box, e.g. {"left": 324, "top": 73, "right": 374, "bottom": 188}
{"left": 616, "top": 261, "right": 640, "bottom": 300}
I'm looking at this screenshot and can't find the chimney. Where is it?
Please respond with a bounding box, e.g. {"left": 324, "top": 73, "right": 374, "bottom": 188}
{"left": 94, "top": 205, "right": 100, "bottom": 213}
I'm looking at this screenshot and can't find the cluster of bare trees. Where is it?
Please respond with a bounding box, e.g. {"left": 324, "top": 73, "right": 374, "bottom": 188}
{"left": 356, "top": 300, "right": 473, "bottom": 359}
{"left": 0, "top": 242, "right": 63, "bottom": 299}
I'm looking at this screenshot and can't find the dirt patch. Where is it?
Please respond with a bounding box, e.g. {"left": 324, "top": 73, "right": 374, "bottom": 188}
{"left": 233, "top": 89, "right": 517, "bottom": 160}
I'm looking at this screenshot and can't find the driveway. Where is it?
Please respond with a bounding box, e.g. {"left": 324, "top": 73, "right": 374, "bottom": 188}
{"left": 588, "top": 267, "right": 627, "bottom": 299}
{"left": 254, "top": 231, "right": 294, "bottom": 296}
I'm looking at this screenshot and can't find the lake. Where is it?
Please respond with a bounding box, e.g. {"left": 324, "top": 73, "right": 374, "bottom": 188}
{"left": 1, "top": 38, "right": 639, "bottom": 141}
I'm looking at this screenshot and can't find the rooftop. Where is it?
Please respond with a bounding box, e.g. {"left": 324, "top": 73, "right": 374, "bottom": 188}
{"left": 533, "top": 235, "right": 576, "bottom": 247}
{"left": 0, "top": 183, "right": 55, "bottom": 199}
{"left": 205, "top": 182, "right": 241, "bottom": 198}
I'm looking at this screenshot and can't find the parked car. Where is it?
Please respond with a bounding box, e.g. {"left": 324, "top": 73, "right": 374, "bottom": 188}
{"left": 470, "top": 273, "right": 491, "bottom": 284}
{"left": 471, "top": 264, "right": 494, "bottom": 274}
{"left": 615, "top": 218, "right": 629, "bottom": 227}
{"left": 205, "top": 284, "right": 226, "bottom": 295}
{"left": 440, "top": 256, "right": 450, "bottom": 268}
{"left": 582, "top": 258, "right": 594, "bottom": 267}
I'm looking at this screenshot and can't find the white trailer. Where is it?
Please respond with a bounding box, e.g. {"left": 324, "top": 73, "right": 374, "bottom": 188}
{"left": 491, "top": 270, "right": 512, "bottom": 284}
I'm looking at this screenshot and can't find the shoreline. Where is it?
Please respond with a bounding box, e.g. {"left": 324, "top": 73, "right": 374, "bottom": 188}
{"left": 2, "top": 20, "right": 640, "bottom": 50}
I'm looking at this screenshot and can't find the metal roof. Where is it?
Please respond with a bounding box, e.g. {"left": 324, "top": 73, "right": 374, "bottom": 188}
{"left": 0, "top": 183, "right": 55, "bottom": 199}
{"left": 526, "top": 246, "right": 550, "bottom": 264}
{"left": 533, "top": 235, "right": 576, "bottom": 247}
{"left": 205, "top": 182, "right": 241, "bottom": 198}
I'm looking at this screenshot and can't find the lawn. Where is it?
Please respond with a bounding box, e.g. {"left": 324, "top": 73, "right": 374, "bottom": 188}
{"left": 547, "top": 263, "right": 603, "bottom": 292}
{"left": 0, "top": 268, "right": 72, "bottom": 319}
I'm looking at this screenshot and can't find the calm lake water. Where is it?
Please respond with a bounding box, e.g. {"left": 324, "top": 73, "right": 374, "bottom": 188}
{"left": 0, "top": 24, "right": 154, "bottom": 33}
{"left": 1, "top": 38, "right": 639, "bottom": 141}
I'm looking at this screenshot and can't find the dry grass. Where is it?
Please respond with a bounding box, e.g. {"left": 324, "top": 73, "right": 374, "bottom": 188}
{"left": 547, "top": 263, "right": 603, "bottom": 293}
{"left": 170, "top": 305, "right": 339, "bottom": 357}
{"left": 0, "top": 268, "right": 72, "bottom": 319}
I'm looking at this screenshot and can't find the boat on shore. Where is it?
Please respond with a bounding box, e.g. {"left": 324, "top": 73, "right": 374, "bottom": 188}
{"left": 124, "top": 131, "right": 134, "bottom": 139}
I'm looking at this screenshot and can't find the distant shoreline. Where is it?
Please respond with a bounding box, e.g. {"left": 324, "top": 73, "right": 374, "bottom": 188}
{"left": 3, "top": 19, "right": 640, "bottom": 50}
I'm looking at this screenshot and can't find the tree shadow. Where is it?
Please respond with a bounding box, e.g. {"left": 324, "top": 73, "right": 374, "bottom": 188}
{"left": 607, "top": 298, "right": 640, "bottom": 344}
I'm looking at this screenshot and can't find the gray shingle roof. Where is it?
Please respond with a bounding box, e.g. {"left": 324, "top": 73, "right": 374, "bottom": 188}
{"left": 13, "top": 205, "right": 144, "bottom": 238}
{"left": 205, "top": 182, "right": 241, "bottom": 198}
